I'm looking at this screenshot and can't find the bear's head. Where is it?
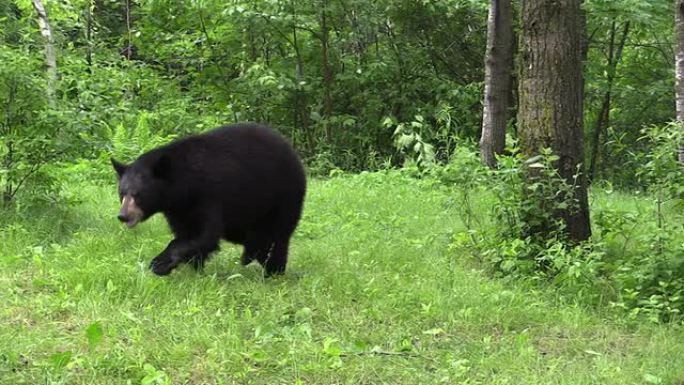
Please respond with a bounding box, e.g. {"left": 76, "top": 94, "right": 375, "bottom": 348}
{"left": 111, "top": 155, "right": 171, "bottom": 228}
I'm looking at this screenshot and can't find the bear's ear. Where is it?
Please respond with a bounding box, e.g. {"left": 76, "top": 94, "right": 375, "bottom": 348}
{"left": 111, "top": 158, "right": 128, "bottom": 178}
{"left": 152, "top": 154, "right": 172, "bottom": 181}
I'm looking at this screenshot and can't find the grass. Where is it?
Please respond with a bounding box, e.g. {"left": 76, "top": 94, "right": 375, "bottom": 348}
{"left": 1, "top": 170, "right": 683, "bottom": 384}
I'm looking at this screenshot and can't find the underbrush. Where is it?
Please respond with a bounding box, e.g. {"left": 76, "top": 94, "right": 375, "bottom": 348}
{"left": 429, "top": 124, "right": 684, "bottom": 324}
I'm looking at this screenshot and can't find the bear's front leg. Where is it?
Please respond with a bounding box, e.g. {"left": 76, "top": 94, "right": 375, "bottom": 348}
{"left": 150, "top": 230, "right": 221, "bottom": 276}
{"left": 150, "top": 237, "right": 220, "bottom": 275}
{"left": 149, "top": 239, "right": 185, "bottom": 275}
{"left": 150, "top": 207, "right": 222, "bottom": 276}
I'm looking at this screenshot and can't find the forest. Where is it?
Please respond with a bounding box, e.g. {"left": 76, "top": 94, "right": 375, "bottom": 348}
{"left": 1, "top": 0, "right": 684, "bottom": 384}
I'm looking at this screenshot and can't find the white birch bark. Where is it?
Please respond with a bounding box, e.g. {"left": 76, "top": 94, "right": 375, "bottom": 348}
{"left": 32, "top": 0, "right": 57, "bottom": 107}
{"left": 676, "top": 0, "right": 684, "bottom": 164}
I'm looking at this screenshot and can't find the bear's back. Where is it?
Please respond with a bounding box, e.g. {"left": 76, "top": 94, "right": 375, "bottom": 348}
{"left": 156, "top": 123, "right": 305, "bottom": 205}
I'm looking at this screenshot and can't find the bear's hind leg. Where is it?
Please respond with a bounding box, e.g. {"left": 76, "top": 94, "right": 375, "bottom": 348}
{"left": 240, "top": 230, "right": 273, "bottom": 266}
{"left": 261, "top": 237, "right": 289, "bottom": 277}
{"left": 259, "top": 200, "right": 303, "bottom": 277}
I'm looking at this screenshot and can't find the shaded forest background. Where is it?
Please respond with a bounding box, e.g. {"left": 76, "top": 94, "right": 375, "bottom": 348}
{"left": 0, "top": 0, "right": 675, "bottom": 198}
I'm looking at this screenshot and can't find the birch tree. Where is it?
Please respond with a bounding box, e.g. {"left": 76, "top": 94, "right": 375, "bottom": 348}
{"left": 676, "top": 0, "right": 684, "bottom": 164}
{"left": 31, "top": 0, "right": 56, "bottom": 107}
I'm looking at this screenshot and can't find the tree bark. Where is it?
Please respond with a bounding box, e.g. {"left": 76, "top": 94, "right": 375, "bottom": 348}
{"left": 86, "top": 0, "right": 93, "bottom": 71}
{"left": 121, "top": 0, "right": 137, "bottom": 59}
{"left": 31, "top": 0, "right": 57, "bottom": 107}
{"left": 518, "top": 0, "right": 591, "bottom": 241}
{"left": 588, "top": 21, "right": 630, "bottom": 181}
{"left": 676, "top": 0, "right": 684, "bottom": 164}
{"left": 291, "top": 3, "right": 314, "bottom": 153}
{"left": 320, "top": 1, "right": 334, "bottom": 142}
{"left": 479, "top": 0, "right": 514, "bottom": 168}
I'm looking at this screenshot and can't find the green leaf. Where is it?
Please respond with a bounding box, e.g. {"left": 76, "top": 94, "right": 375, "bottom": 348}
{"left": 323, "top": 338, "right": 342, "bottom": 357}
{"left": 382, "top": 117, "right": 395, "bottom": 127}
{"left": 422, "top": 327, "right": 445, "bottom": 336}
{"left": 86, "top": 322, "right": 103, "bottom": 350}
{"left": 343, "top": 118, "right": 356, "bottom": 127}
{"left": 48, "top": 351, "right": 72, "bottom": 369}
{"left": 643, "top": 373, "right": 663, "bottom": 385}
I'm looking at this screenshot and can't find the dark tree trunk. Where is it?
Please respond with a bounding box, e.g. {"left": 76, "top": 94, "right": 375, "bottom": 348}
{"left": 588, "top": 21, "right": 630, "bottom": 181}
{"left": 479, "top": 0, "right": 514, "bottom": 168}
{"left": 86, "top": 0, "right": 93, "bottom": 71}
{"left": 320, "top": 1, "right": 334, "bottom": 142}
{"left": 291, "top": 4, "right": 314, "bottom": 153}
{"left": 123, "top": 0, "right": 133, "bottom": 59}
{"left": 676, "top": 0, "right": 684, "bottom": 164}
{"left": 518, "top": 0, "right": 591, "bottom": 241}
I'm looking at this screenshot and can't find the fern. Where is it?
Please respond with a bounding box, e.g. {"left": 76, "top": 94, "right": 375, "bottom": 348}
{"left": 109, "top": 112, "right": 177, "bottom": 161}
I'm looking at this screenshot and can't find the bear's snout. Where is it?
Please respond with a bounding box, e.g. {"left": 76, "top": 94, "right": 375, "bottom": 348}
{"left": 118, "top": 195, "right": 143, "bottom": 228}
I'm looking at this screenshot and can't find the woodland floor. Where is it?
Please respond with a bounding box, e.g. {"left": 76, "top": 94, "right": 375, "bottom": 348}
{"left": 1, "top": 171, "right": 683, "bottom": 384}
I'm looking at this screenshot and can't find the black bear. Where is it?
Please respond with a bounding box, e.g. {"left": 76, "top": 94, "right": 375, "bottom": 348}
{"left": 111, "top": 122, "right": 306, "bottom": 277}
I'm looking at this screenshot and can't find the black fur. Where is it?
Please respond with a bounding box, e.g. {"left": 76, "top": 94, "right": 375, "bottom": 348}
{"left": 112, "top": 123, "right": 307, "bottom": 277}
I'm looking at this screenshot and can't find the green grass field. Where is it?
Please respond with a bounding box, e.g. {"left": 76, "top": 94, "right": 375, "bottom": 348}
{"left": 1, "top": 171, "right": 683, "bottom": 384}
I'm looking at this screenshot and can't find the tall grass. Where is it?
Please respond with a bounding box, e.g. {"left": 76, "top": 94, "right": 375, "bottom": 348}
{"left": 1, "top": 171, "right": 683, "bottom": 384}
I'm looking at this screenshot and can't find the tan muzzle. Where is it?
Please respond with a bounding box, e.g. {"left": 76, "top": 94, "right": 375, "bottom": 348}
{"left": 117, "top": 194, "right": 143, "bottom": 228}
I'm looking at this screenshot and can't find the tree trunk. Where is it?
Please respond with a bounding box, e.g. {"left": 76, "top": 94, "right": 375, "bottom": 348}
{"left": 479, "top": 0, "right": 514, "bottom": 168}
{"left": 588, "top": 21, "right": 630, "bottom": 181}
{"left": 31, "top": 0, "right": 57, "bottom": 107}
{"left": 291, "top": 4, "right": 314, "bottom": 153}
{"left": 676, "top": 0, "right": 684, "bottom": 164}
{"left": 518, "top": 0, "right": 591, "bottom": 241}
{"left": 122, "top": 0, "right": 136, "bottom": 59}
{"left": 86, "top": 0, "right": 93, "bottom": 71}
{"left": 320, "top": 1, "right": 334, "bottom": 142}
